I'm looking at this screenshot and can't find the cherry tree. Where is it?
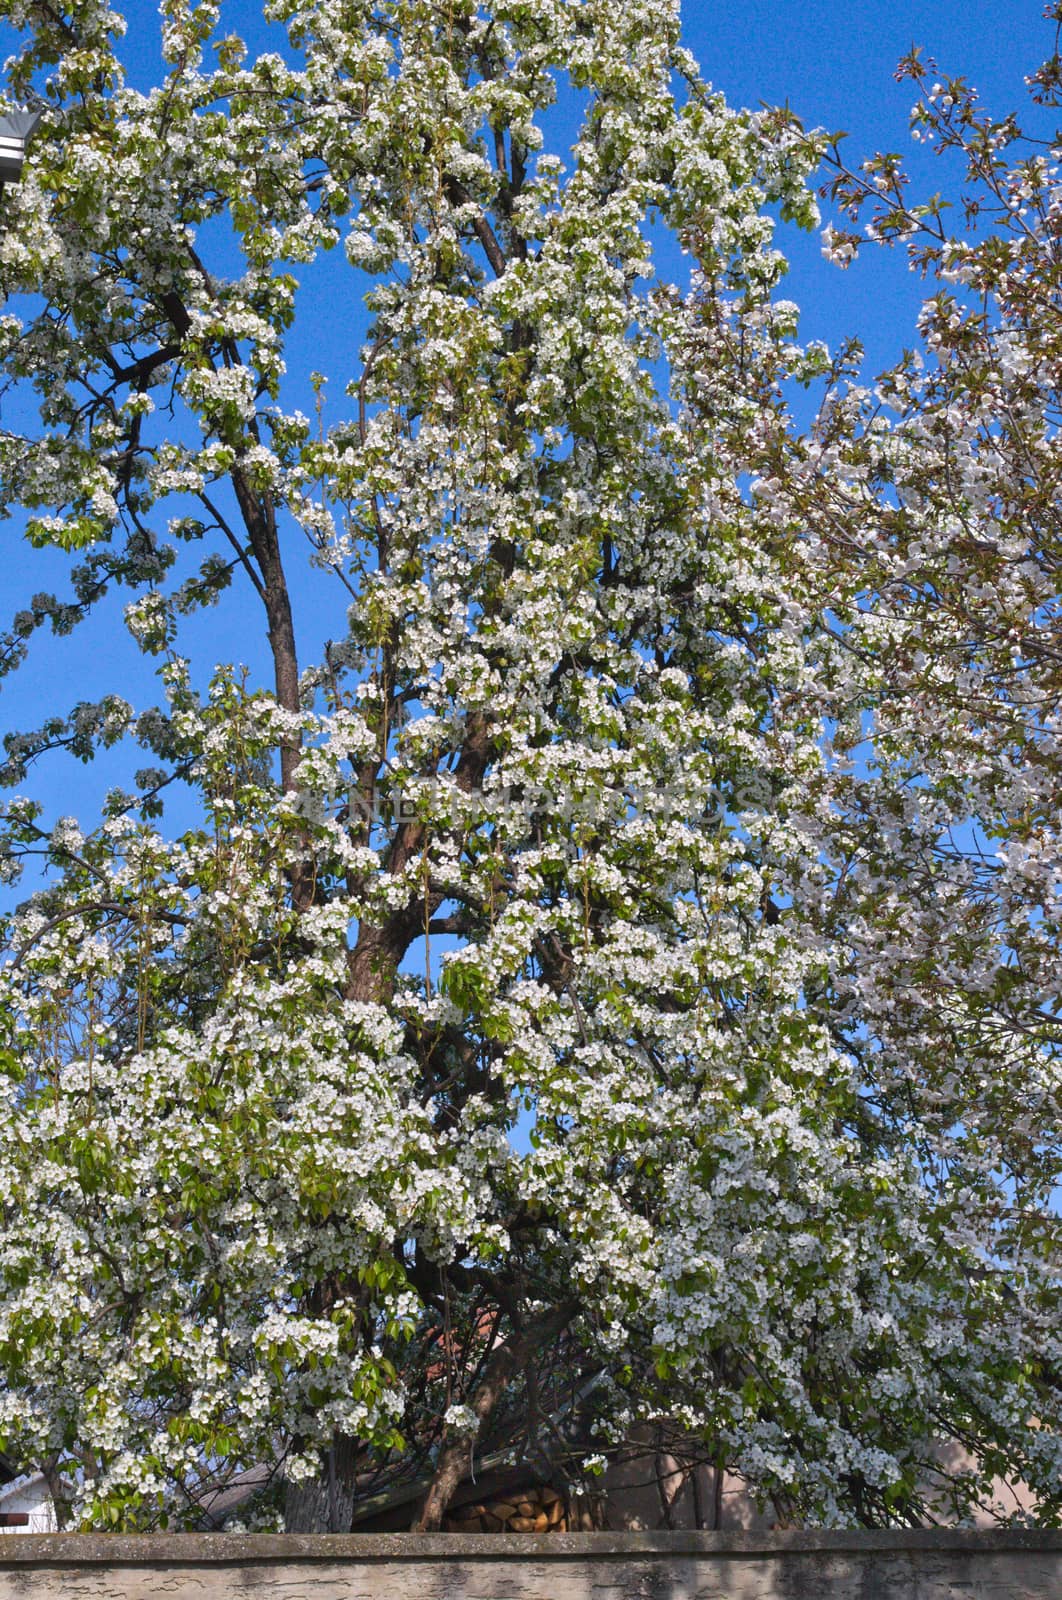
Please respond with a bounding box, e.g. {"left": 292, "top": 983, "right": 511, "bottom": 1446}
{"left": 0, "top": 0, "right": 1059, "bottom": 1533}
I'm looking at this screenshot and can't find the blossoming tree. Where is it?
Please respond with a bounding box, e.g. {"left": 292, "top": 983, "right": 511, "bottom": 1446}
{"left": 0, "top": 0, "right": 1059, "bottom": 1533}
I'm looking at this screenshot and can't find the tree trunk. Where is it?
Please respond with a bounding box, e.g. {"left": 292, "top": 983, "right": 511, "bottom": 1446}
{"left": 654, "top": 1443, "right": 685, "bottom": 1528}
{"left": 411, "top": 1301, "right": 578, "bottom": 1532}
{"left": 283, "top": 1434, "right": 361, "bottom": 1533}
{"left": 691, "top": 1461, "right": 716, "bottom": 1530}
{"left": 41, "top": 1457, "right": 73, "bottom": 1531}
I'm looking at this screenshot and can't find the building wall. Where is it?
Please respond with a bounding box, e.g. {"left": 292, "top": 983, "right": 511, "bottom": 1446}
{"left": 602, "top": 1439, "right": 1040, "bottom": 1532}
{"left": 0, "top": 1479, "right": 57, "bottom": 1536}
{"left": 604, "top": 1451, "right": 773, "bottom": 1531}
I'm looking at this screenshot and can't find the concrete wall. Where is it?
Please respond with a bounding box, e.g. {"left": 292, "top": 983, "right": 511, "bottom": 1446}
{"left": 0, "top": 1530, "right": 1061, "bottom": 1599}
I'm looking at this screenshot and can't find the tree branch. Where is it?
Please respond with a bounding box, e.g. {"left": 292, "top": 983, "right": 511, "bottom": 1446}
{"left": 444, "top": 175, "right": 508, "bottom": 278}
{"left": 411, "top": 1300, "right": 580, "bottom": 1531}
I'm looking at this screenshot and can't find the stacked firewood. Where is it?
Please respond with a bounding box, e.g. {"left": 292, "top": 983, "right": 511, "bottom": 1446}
{"left": 444, "top": 1483, "right": 585, "bottom": 1533}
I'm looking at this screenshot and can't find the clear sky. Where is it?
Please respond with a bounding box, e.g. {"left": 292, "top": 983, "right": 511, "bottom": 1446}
{"left": 1, "top": 0, "right": 1057, "bottom": 862}
{"left": 678, "top": 0, "right": 1054, "bottom": 371}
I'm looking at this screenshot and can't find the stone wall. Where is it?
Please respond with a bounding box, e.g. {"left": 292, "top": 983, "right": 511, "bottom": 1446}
{"left": 1, "top": 1530, "right": 1061, "bottom": 1599}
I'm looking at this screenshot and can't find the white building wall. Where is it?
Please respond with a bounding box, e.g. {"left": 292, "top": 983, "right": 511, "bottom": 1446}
{"left": 0, "top": 1478, "right": 58, "bottom": 1535}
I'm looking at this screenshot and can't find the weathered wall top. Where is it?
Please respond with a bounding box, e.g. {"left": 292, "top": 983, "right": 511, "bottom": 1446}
{"left": 2, "top": 1529, "right": 1062, "bottom": 1560}
{"left": 1, "top": 1529, "right": 1061, "bottom": 1600}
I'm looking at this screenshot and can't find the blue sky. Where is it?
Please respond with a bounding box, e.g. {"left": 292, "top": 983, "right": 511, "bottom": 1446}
{"left": 1, "top": 0, "right": 1056, "bottom": 859}
{"left": 683, "top": 0, "right": 1053, "bottom": 371}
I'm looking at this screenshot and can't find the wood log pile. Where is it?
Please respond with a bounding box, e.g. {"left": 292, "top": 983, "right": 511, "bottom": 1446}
{"left": 444, "top": 1483, "right": 593, "bottom": 1533}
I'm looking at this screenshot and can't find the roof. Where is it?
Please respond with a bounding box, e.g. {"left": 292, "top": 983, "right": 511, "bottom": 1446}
{"left": 0, "top": 1474, "right": 51, "bottom": 1503}
{"left": 195, "top": 1465, "right": 277, "bottom": 1530}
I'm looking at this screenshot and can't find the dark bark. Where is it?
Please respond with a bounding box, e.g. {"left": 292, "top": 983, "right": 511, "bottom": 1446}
{"left": 283, "top": 1433, "right": 362, "bottom": 1533}
{"left": 229, "top": 461, "right": 303, "bottom": 799}
{"left": 692, "top": 1461, "right": 717, "bottom": 1530}
{"left": 41, "top": 1455, "right": 73, "bottom": 1530}
{"left": 443, "top": 175, "right": 508, "bottom": 279}
{"left": 654, "top": 1438, "right": 683, "bottom": 1529}
{"left": 160, "top": 284, "right": 305, "bottom": 827}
